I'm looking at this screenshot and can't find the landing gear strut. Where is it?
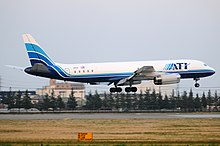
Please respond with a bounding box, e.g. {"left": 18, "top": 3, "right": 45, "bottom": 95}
{"left": 110, "top": 83, "right": 122, "bottom": 93}
{"left": 194, "top": 78, "right": 200, "bottom": 88}
{"left": 125, "top": 81, "right": 137, "bottom": 93}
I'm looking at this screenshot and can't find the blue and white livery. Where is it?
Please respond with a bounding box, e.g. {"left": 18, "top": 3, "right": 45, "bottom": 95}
{"left": 23, "top": 34, "right": 215, "bottom": 93}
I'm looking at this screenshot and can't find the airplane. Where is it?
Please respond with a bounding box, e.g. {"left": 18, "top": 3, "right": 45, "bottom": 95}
{"left": 22, "top": 34, "right": 215, "bottom": 93}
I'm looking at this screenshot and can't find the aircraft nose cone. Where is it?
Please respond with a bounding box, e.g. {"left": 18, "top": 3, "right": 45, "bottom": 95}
{"left": 212, "top": 69, "right": 216, "bottom": 75}
{"left": 210, "top": 67, "right": 216, "bottom": 75}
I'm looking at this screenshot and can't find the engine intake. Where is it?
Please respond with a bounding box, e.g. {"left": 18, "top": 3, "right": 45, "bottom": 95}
{"left": 154, "top": 73, "right": 181, "bottom": 85}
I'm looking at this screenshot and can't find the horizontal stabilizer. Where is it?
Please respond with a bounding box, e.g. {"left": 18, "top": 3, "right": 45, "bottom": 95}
{"left": 5, "top": 65, "right": 24, "bottom": 71}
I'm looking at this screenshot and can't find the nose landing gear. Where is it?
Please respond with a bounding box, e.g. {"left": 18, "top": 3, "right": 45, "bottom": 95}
{"left": 194, "top": 78, "right": 200, "bottom": 88}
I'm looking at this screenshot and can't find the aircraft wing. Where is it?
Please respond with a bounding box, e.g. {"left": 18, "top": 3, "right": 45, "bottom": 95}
{"left": 135, "top": 66, "right": 155, "bottom": 74}
{"left": 117, "top": 66, "right": 157, "bottom": 86}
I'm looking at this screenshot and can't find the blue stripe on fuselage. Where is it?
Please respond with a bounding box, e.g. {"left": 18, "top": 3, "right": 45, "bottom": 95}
{"left": 52, "top": 68, "right": 214, "bottom": 80}
{"left": 167, "top": 69, "right": 215, "bottom": 79}
{"left": 55, "top": 70, "right": 214, "bottom": 83}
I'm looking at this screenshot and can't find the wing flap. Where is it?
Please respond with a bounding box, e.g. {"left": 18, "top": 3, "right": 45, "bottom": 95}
{"left": 117, "top": 66, "right": 156, "bottom": 86}
{"left": 135, "top": 66, "right": 155, "bottom": 74}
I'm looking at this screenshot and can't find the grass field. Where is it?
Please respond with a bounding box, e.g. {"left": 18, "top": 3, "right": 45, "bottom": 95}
{"left": 0, "top": 118, "right": 220, "bottom": 145}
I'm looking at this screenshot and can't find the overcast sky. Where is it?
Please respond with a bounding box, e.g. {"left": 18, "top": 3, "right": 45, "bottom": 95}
{"left": 0, "top": 0, "right": 220, "bottom": 94}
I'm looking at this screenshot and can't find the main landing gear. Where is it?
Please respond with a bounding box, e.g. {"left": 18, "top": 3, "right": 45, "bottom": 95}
{"left": 125, "top": 87, "right": 137, "bottom": 92}
{"left": 194, "top": 78, "right": 200, "bottom": 88}
{"left": 109, "top": 82, "right": 138, "bottom": 93}
{"left": 109, "top": 84, "right": 137, "bottom": 93}
{"left": 110, "top": 87, "right": 122, "bottom": 93}
{"left": 109, "top": 87, "right": 137, "bottom": 93}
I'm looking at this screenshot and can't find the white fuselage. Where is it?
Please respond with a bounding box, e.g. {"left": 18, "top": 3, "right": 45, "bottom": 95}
{"left": 57, "top": 60, "right": 212, "bottom": 76}
{"left": 53, "top": 59, "right": 215, "bottom": 84}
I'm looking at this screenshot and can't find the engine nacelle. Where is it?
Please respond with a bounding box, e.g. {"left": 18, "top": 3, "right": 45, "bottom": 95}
{"left": 154, "top": 73, "right": 181, "bottom": 85}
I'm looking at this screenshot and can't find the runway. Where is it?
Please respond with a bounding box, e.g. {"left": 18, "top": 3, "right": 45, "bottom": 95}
{"left": 0, "top": 113, "right": 220, "bottom": 120}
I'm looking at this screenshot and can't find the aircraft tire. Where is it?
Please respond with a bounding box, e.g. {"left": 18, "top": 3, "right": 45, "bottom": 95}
{"left": 110, "top": 87, "right": 122, "bottom": 93}
{"left": 116, "top": 87, "right": 122, "bottom": 92}
{"left": 125, "top": 87, "right": 131, "bottom": 92}
{"left": 110, "top": 88, "right": 116, "bottom": 93}
{"left": 195, "top": 83, "right": 200, "bottom": 88}
{"left": 131, "top": 87, "right": 137, "bottom": 92}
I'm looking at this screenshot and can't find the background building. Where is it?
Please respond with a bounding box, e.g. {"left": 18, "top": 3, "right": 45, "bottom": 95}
{"left": 36, "top": 79, "right": 85, "bottom": 105}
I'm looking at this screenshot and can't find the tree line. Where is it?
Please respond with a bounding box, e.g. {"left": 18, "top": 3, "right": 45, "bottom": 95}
{"left": 1, "top": 89, "right": 220, "bottom": 112}
{"left": 1, "top": 89, "right": 78, "bottom": 111}
{"left": 85, "top": 89, "right": 220, "bottom": 112}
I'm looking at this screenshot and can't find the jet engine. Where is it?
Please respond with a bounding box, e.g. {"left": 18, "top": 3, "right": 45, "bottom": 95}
{"left": 154, "top": 73, "right": 181, "bottom": 85}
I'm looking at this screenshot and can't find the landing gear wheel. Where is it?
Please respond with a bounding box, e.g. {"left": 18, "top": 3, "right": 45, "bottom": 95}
{"left": 116, "top": 87, "right": 122, "bottom": 92}
{"left": 194, "top": 78, "right": 200, "bottom": 88}
{"left": 110, "top": 87, "right": 122, "bottom": 93}
{"left": 131, "top": 87, "right": 137, "bottom": 92}
{"left": 125, "top": 87, "right": 131, "bottom": 92}
{"left": 125, "top": 87, "right": 137, "bottom": 93}
{"left": 195, "top": 83, "right": 200, "bottom": 88}
{"left": 110, "top": 88, "right": 116, "bottom": 93}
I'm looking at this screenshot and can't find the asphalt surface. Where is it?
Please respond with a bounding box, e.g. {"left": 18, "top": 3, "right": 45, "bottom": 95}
{"left": 0, "top": 113, "right": 220, "bottom": 120}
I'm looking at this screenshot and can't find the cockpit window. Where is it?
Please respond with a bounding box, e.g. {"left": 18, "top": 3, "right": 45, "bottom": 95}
{"left": 204, "top": 64, "right": 208, "bottom": 66}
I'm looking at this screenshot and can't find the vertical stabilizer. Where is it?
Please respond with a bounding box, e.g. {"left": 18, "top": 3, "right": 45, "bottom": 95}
{"left": 23, "top": 34, "right": 55, "bottom": 66}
